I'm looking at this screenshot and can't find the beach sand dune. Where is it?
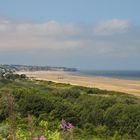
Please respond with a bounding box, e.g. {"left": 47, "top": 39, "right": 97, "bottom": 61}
{"left": 17, "top": 71, "right": 140, "bottom": 96}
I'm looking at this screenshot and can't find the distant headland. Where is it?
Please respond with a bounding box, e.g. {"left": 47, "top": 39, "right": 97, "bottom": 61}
{"left": 0, "top": 64, "right": 77, "bottom": 72}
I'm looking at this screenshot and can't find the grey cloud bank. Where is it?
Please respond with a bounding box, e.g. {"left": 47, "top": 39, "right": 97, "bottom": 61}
{"left": 0, "top": 19, "right": 140, "bottom": 70}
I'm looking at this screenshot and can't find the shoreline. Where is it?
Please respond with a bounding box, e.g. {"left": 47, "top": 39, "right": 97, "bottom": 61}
{"left": 17, "top": 71, "right": 140, "bottom": 96}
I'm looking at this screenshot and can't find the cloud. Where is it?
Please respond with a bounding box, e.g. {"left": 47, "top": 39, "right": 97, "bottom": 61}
{"left": 94, "top": 19, "right": 130, "bottom": 35}
{"left": 0, "top": 18, "right": 139, "bottom": 60}
{"left": 0, "top": 20, "right": 11, "bottom": 31}
{"left": 0, "top": 20, "right": 83, "bottom": 52}
{"left": 15, "top": 21, "right": 81, "bottom": 37}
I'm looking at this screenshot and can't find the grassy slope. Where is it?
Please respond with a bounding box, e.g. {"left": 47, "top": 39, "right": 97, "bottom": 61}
{"left": 0, "top": 78, "right": 140, "bottom": 139}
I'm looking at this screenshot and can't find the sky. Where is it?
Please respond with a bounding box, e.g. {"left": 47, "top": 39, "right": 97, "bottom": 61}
{"left": 0, "top": 0, "right": 140, "bottom": 70}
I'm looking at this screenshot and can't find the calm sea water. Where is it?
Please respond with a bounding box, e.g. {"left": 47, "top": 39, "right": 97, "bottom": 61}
{"left": 76, "top": 70, "right": 140, "bottom": 81}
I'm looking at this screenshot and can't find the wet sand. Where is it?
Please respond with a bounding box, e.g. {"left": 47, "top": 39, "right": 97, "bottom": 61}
{"left": 17, "top": 71, "right": 140, "bottom": 96}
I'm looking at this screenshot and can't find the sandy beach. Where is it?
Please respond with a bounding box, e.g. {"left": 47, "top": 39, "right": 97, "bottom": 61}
{"left": 17, "top": 71, "right": 140, "bottom": 96}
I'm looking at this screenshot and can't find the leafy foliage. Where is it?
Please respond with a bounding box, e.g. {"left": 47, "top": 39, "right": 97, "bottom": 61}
{"left": 0, "top": 75, "right": 140, "bottom": 139}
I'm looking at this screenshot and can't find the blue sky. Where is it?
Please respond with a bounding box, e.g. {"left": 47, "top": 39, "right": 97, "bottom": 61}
{"left": 0, "top": 0, "right": 140, "bottom": 23}
{"left": 0, "top": 0, "right": 140, "bottom": 70}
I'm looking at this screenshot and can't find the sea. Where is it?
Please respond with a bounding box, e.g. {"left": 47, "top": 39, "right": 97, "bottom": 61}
{"left": 75, "top": 70, "right": 140, "bottom": 81}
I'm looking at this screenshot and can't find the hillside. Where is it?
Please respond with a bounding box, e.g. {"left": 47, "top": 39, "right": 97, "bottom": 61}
{"left": 0, "top": 64, "right": 77, "bottom": 72}
{"left": 0, "top": 72, "right": 140, "bottom": 140}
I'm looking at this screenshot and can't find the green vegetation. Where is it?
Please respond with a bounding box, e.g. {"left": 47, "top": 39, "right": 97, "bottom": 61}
{"left": 0, "top": 72, "right": 140, "bottom": 139}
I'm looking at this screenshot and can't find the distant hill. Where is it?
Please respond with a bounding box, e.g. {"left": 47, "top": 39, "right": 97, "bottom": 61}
{"left": 0, "top": 64, "right": 77, "bottom": 72}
